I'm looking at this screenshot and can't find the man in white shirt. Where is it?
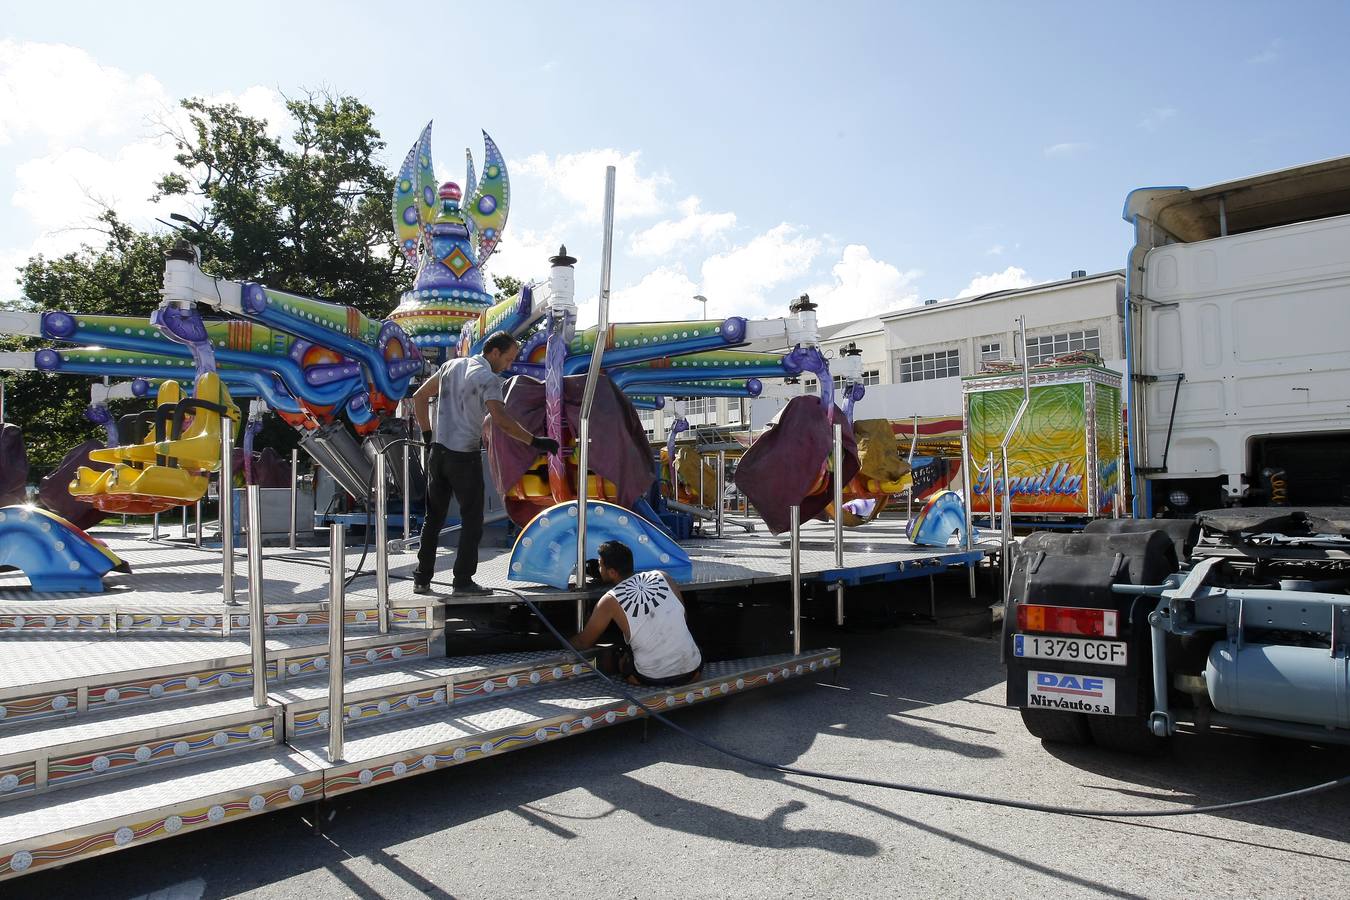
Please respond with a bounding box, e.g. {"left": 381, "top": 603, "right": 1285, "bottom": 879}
{"left": 411, "top": 331, "right": 558, "bottom": 595}
{"left": 571, "top": 540, "right": 703, "bottom": 686}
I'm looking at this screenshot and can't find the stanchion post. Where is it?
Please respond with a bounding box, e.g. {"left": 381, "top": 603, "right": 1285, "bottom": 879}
{"left": 375, "top": 451, "right": 390, "bottom": 634}
{"left": 715, "top": 450, "right": 725, "bottom": 537}
{"left": 402, "top": 410, "right": 413, "bottom": 542}
{"left": 961, "top": 430, "right": 977, "bottom": 599}
{"left": 246, "top": 484, "right": 268, "bottom": 707}
{"left": 575, "top": 417, "right": 591, "bottom": 629}
{"left": 194, "top": 500, "right": 203, "bottom": 548}
{"left": 790, "top": 504, "right": 802, "bottom": 656}
{"left": 289, "top": 448, "right": 299, "bottom": 550}
{"left": 152, "top": 512, "right": 160, "bottom": 541}
{"left": 327, "top": 523, "right": 346, "bottom": 763}
{"left": 181, "top": 504, "right": 189, "bottom": 539}
{"left": 221, "top": 418, "right": 236, "bottom": 612}
{"left": 833, "top": 421, "right": 845, "bottom": 626}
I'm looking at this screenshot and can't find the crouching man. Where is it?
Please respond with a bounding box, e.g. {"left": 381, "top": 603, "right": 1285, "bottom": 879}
{"left": 571, "top": 540, "right": 703, "bottom": 686}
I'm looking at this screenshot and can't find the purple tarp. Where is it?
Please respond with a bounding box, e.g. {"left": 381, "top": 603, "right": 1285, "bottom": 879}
{"left": 0, "top": 424, "right": 28, "bottom": 508}
{"left": 38, "top": 440, "right": 107, "bottom": 529}
{"left": 734, "top": 395, "right": 860, "bottom": 534}
{"left": 486, "top": 374, "right": 654, "bottom": 525}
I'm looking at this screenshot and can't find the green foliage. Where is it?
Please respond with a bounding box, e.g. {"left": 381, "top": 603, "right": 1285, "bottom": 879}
{"left": 490, "top": 273, "right": 525, "bottom": 303}
{"left": 3, "top": 91, "right": 407, "bottom": 475}
{"left": 157, "top": 91, "right": 406, "bottom": 316}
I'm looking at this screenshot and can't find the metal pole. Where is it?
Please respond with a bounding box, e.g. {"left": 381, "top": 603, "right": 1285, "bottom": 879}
{"left": 716, "top": 450, "right": 725, "bottom": 537}
{"left": 574, "top": 165, "right": 617, "bottom": 619}
{"left": 194, "top": 500, "right": 203, "bottom": 548}
{"left": 402, "top": 412, "right": 412, "bottom": 542}
{"left": 790, "top": 505, "right": 802, "bottom": 656}
{"left": 152, "top": 512, "right": 160, "bottom": 541}
{"left": 699, "top": 455, "right": 705, "bottom": 510}
{"left": 906, "top": 413, "right": 919, "bottom": 521}
{"left": 289, "top": 448, "right": 299, "bottom": 550}
{"left": 0, "top": 380, "right": 5, "bottom": 424}
{"left": 246, "top": 484, "right": 268, "bottom": 707}
{"left": 375, "top": 451, "right": 390, "bottom": 634}
{"left": 221, "top": 417, "right": 236, "bottom": 609}
{"left": 328, "top": 523, "right": 346, "bottom": 763}
{"left": 961, "top": 429, "right": 977, "bottom": 599}
{"left": 997, "top": 318, "right": 1030, "bottom": 604}
{"left": 833, "top": 421, "right": 845, "bottom": 626}
{"left": 181, "top": 503, "right": 189, "bottom": 539}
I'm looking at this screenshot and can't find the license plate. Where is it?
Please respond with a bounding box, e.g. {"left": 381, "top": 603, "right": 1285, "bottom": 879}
{"left": 1026, "top": 670, "right": 1116, "bottom": 715}
{"left": 1014, "top": 633, "right": 1127, "bottom": 666}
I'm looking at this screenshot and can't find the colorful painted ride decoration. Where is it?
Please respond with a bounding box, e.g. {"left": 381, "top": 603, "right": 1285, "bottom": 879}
{"left": 0, "top": 506, "right": 129, "bottom": 592}
{"left": 905, "top": 490, "right": 973, "bottom": 547}
{"left": 963, "top": 363, "right": 1122, "bottom": 517}
{"left": 1, "top": 121, "right": 848, "bottom": 593}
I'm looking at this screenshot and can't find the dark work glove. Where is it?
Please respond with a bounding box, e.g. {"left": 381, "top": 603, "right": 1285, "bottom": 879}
{"left": 421, "top": 430, "right": 434, "bottom": 447}
{"left": 530, "top": 435, "right": 560, "bottom": 454}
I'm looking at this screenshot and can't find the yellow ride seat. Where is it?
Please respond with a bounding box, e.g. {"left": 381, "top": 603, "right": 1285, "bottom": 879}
{"left": 104, "top": 465, "right": 209, "bottom": 503}
{"left": 88, "top": 381, "right": 185, "bottom": 465}
{"left": 97, "top": 373, "right": 237, "bottom": 471}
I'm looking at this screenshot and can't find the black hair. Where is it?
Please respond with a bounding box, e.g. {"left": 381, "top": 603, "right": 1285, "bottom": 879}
{"left": 482, "top": 331, "right": 517, "bottom": 356}
{"left": 597, "top": 540, "right": 634, "bottom": 578}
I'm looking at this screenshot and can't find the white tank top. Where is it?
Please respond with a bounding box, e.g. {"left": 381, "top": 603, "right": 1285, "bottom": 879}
{"left": 612, "top": 571, "right": 702, "bottom": 679}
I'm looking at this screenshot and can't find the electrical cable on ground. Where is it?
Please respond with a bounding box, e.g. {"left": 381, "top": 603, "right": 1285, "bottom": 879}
{"left": 288, "top": 436, "right": 1350, "bottom": 818}
{"left": 487, "top": 585, "right": 1350, "bottom": 820}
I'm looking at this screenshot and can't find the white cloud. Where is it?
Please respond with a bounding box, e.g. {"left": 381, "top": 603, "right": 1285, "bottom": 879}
{"left": 1043, "top": 141, "right": 1091, "bottom": 158}
{"left": 986, "top": 243, "right": 1005, "bottom": 256}
{"left": 806, "top": 244, "right": 920, "bottom": 324}
{"left": 609, "top": 266, "right": 701, "bottom": 321}
{"left": 515, "top": 148, "right": 670, "bottom": 223}
{"left": 699, "top": 223, "right": 822, "bottom": 319}
{"left": 0, "top": 39, "right": 169, "bottom": 147}
{"left": 1139, "top": 106, "right": 1178, "bottom": 131}
{"left": 629, "top": 196, "right": 736, "bottom": 256}
{"left": 0, "top": 41, "right": 292, "bottom": 293}
{"left": 956, "top": 266, "right": 1036, "bottom": 298}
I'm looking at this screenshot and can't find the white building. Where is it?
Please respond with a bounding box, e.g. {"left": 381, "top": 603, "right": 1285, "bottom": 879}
{"left": 641, "top": 269, "right": 1125, "bottom": 440}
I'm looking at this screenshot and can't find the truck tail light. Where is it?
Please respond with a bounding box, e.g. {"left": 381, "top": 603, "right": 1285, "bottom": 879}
{"left": 1016, "top": 604, "right": 1119, "bottom": 637}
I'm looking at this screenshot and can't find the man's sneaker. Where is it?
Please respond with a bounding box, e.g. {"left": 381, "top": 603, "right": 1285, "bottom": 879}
{"left": 452, "top": 580, "right": 491, "bottom": 597}
{"left": 412, "top": 582, "right": 435, "bottom": 596}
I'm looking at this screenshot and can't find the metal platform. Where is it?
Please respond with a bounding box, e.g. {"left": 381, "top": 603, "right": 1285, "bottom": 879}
{"left": 0, "top": 512, "right": 989, "bottom": 881}
{"left": 0, "top": 647, "right": 838, "bottom": 881}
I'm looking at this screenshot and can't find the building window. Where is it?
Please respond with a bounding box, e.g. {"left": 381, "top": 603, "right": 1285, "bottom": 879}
{"left": 803, "top": 378, "right": 817, "bottom": 392}
{"left": 895, "top": 349, "right": 959, "bottom": 383}
{"left": 1026, "top": 328, "right": 1100, "bottom": 365}
{"left": 726, "top": 400, "right": 741, "bottom": 423}
{"left": 980, "top": 342, "right": 1002, "bottom": 364}
{"left": 683, "top": 397, "right": 709, "bottom": 416}
{"left": 639, "top": 408, "right": 654, "bottom": 422}
{"left": 861, "top": 369, "right": 880, "bottom": 386}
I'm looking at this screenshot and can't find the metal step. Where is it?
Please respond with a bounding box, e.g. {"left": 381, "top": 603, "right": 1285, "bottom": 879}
{"left": 0, "top": 649, "right": 840, "bottom": 883}
{"left": 271, "top": 649, "right": 597, "bottom": 737}
{"left": 0, "top": 650, "right": 593, "bottom": 802}
{"left": 0, "top": 628, "right": 431, "bottom": 729}
{"left": 294, "top": 650, "right": 841, "bottom": 797}
{"left": 0, "top": 603, "right": 431, "bottom": 636}
{"left": 0, "top": 744, "right": 322, "bottom": 881}
{"left": 0, "top": 690, "right": 279, "bottom": 802}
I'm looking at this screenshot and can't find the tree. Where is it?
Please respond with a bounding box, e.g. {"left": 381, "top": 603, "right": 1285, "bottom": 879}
{"left": 3, "top": 92, "right": 408, "bottom": 475}
{"left": 491, "top": 273, "right": 525, "bottom": 303}
{"left": 156, "top": 91, "right": 407, "bottom": 317}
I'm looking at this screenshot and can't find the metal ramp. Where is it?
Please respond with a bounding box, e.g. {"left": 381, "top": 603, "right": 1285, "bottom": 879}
{"left": 0, "top": 639, "right": 838, "bottom": 881}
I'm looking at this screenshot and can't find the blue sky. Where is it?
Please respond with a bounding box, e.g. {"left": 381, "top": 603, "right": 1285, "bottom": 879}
{"left": 3, "top": 1, "right": 1349, "bottom": 325}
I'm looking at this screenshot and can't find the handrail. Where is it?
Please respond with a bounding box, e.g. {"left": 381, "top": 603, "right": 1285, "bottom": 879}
{"left": 574, "top": 166, "right": 617, "bottom": 621}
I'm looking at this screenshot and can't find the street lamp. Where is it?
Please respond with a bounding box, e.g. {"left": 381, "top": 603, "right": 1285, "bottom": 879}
{"left": 692, "top": 294, "right": 708, "bottom": 320}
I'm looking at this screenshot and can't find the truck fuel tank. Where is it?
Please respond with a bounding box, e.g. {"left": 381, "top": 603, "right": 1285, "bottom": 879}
{"left": 1206, "top": 642, "right": 1350, "bottom": 729}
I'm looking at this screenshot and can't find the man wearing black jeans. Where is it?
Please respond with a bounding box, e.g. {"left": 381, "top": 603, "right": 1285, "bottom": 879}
{"left": 411, "top": 331, "right": 558, "bottom": 595}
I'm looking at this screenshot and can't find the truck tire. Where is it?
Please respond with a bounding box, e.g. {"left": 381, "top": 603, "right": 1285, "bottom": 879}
{"left": 1019, "top": 708, "right": 1092, "bottom": 744}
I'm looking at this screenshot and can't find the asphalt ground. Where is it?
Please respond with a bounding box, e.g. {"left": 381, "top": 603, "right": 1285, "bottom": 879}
{"left": 7, "top": 575, "right": 1349, "bottom": 899}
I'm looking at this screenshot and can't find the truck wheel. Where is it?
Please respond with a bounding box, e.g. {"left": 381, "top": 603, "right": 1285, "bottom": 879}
{"left": 1019, "top": 708, "right": 1092, "bottom": 744}
{"left": 1086, "top": 713, "right": 1168, "bottom": 755}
